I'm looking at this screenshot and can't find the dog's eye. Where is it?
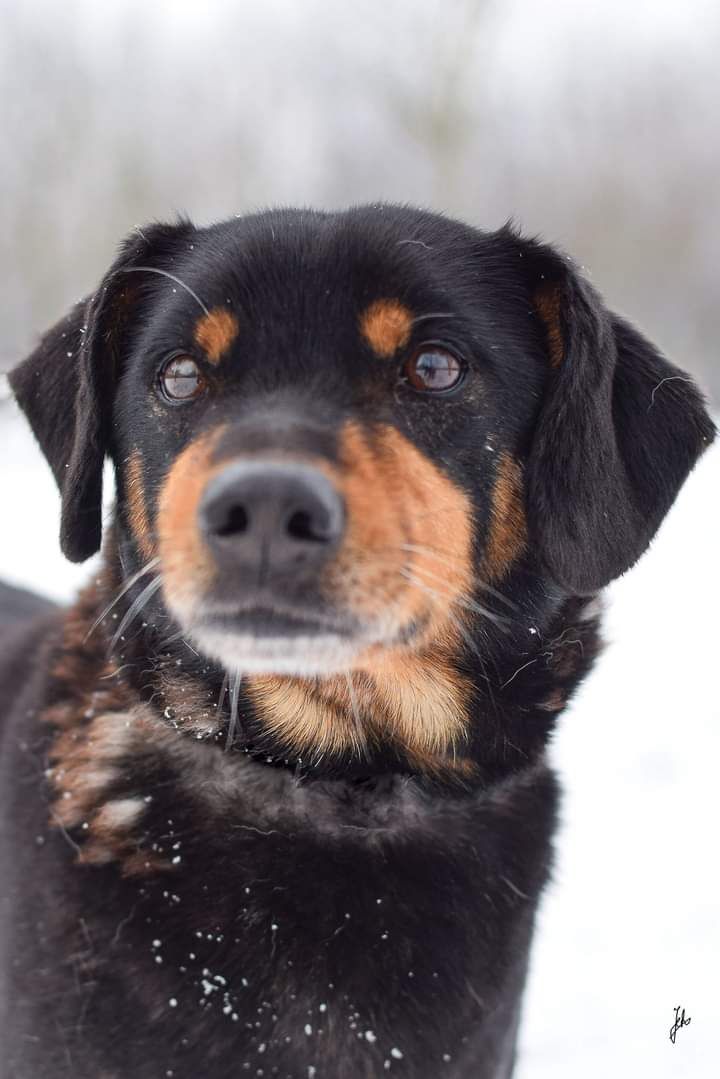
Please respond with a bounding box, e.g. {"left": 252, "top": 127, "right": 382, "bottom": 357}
{"left": 158, "top": 355, "right": 205, "bottom": 402}
{"left": 403, "top": 347, "right": 464, "bottom": 394}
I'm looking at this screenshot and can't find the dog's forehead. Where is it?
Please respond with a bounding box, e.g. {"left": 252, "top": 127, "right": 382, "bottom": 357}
{"left": 157, "top": 210, "right": 477, "bottom": 337}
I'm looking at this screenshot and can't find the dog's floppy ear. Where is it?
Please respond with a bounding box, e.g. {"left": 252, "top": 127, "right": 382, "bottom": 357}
{"left": 508, "top": 228, "right": 715, "bottom": 595}
{"left": 9, "top": 222, "right": 190, "bottom": 562}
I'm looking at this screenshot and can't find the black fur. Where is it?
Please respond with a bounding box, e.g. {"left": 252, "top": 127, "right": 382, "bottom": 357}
{"left": 1, "top": 205, "right": 714, "bottom": 1078}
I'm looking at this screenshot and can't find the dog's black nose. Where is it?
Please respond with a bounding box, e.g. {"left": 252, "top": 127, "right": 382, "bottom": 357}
{"left": 199, "top": 461, "right": 344, "bottom": 581}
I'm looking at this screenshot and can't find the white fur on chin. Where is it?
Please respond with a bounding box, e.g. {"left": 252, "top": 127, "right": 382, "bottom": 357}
{"left": 189, "top": 627, "right": 367, "bottom": 677}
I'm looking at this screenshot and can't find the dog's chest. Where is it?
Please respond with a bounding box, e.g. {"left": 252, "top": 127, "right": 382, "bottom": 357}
{"left": 36, "top": 729, "right": 549, "bottom": 1079}
{"left": 22, "top": 684, "right": 554, "bottom": 1079}
{"left": 68, "top": 778, "right": 515, "bottom": 1079}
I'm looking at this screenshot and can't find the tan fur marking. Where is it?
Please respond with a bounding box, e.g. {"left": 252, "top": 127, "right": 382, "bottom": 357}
{"left": 249, "top": 421, "right": 476, "bottom": 767}
{"left": 534, "top": 284, "right": 564, "bottom": 368}
{"left": 248, "top": 644, "right": 471, "bottom": 765}
{"left": 193, "top": 307, "right": 239, "bottom": 364}
{"left": 157, "top": 426, "right": 226, "bottom": 617}
{"left": 92, "top": 797, "right": 144, "bottom": 834}
{"left": 482, "top": 453, "right": 528, "bottom": 583}
{"left": 359, "top": 299, "right": 413, "bottom": 358}
{"left": 330, "top": 421, "right": 475, "bottom": 642}
{"left": 126, "top": 450, "right": 154, "bottom": 559}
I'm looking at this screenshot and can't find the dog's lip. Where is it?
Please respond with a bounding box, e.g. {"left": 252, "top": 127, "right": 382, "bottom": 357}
{"left": 197, "top": 605, "right": 357, "bottom": 639}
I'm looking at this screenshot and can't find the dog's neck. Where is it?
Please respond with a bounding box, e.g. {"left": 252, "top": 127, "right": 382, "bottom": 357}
{"left": 39, "top": 537, "right": 601, "bottom": 879}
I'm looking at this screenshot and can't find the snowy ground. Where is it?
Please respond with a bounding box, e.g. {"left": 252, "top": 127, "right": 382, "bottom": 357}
{"left": 0, "top": 396, "right": 718, "bottom": 1076}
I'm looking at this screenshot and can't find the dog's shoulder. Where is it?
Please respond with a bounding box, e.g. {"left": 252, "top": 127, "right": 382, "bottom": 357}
{"left": 0, "top": 582, "right": 61, "bottom": 738}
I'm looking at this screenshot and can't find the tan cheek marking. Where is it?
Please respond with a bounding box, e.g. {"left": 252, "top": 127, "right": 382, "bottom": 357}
{"left": 331, "top": 421, "right": 475, "bottom": 642}
{"left": 126, "top": 450, "right": 154, "bottom": 559}
{"left": 157, "top": 426, "right": 226, "bottom": 616}
{"left": 359, "top": 299, "right": 413, "bottom": 358}
{"left": 193, "top": 307, "right": 239, "bottom": 364}
{"left": 250, "top": 422, "right": 475, "bottom": 766}
{"left": 534, "top": 284, "right": 564, "bottom": 368}
{"left": 482, "top": 452, "right": 528, "bottom": 583}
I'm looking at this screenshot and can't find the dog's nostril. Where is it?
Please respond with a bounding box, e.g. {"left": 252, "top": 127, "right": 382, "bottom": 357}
{"left": 215, "top": 504, "right": 249, "bottom": 538}
{"left": 286, "top": 509, "right": 327, "bottom": 544}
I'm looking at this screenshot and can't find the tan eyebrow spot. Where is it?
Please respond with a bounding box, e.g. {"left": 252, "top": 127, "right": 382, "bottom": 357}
{"left": 359, "top": 299, "right": 413, "bottom": 358}
{"left": 193, "top": 307, "right": 239, "bottom": 364}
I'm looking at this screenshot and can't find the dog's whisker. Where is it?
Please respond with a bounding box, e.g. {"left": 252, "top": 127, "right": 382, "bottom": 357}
{"left": 159, "top": 628, "right": 190, "bottom": 647}
{"left": 401, "top": 561, "right": 513, "bottom": 626}
{"left": 217, "top": 671, "right": 229, "bottom": 717}
{"left": 85, "top": 557, "right": 161, "bottom": 642}
{"left": 399, "top": 566, "right": 509, "bottom": 630}
{"left": 118, "top": 266, "right": 210, "bottom": 316}
{"left": 110, "top": 576, "right": 164, "bottom": 649}
{"left": 409, "top": 311, "right": 457, "bottom": 324}
{"left": 225, "top": 671, "right": 242, "bottom": 751}
{"left": 397, "top": 543, "right": 520, "bottom": 612}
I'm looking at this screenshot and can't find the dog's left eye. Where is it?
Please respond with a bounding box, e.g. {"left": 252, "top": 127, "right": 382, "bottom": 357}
{"left": 157, "top": 355, "right": 206, "bottom": 402}
{"left": 403, "top": 347, "right": 465, "bottom": 394}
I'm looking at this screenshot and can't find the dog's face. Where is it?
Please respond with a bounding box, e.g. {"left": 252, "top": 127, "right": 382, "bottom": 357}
{"left": 10, "top": 206, "right": 714, "bottom": 767}
{"left": 109, "top": 211, "right": 547, "bottom": 678}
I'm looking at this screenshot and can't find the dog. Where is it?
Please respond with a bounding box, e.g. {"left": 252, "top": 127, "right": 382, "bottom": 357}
{"left": 0, "top": 205, "right": 714, "bottom": 1079}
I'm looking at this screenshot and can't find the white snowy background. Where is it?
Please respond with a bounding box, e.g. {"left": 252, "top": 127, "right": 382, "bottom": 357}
{"left": 1, "top": 394, "right": 718, "bottom": 1077}
{"left": 1, "top": 0, "right": 719, "bottom": 1074}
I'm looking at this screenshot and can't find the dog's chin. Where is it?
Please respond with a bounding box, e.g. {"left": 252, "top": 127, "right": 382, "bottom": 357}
{"left": 188, "top": 626, "right": 367, "bottom": 677}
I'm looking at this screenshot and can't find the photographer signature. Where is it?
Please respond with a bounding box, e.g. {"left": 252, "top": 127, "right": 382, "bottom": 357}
{"left": 669, "top": 1006, "right": 691, "bottom": 1044}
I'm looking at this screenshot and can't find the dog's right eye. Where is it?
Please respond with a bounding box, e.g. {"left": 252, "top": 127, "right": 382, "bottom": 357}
{"left": 157, "top": 355, "right": 206, "bottom": 402}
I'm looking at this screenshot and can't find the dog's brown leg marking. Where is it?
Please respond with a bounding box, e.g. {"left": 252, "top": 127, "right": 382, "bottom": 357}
{"left": 482, "top": 453, "right": 528, "bottom": 582}
{"left": 125, "top": 450, "right": 155, "bottom": 559}
{"left": 193, "top": 307, "right": 239, "bottom": 364}
{"left": 359, "top": 299, "right": 413, "bottom": 358}
{"left": 533, "top": 284, "right": 564, "bottom": 368}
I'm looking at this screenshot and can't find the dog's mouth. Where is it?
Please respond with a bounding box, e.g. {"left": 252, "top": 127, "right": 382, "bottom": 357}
{"left": 199, "top": 604, "right": 357, "bottom": 639}
{"left": 186, "top": 601, "right": 384, "bottom": 677}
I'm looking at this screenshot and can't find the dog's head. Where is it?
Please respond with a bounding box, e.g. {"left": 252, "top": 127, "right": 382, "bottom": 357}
{"left": 10, "top": 207, "right": 714, "bottom": 765}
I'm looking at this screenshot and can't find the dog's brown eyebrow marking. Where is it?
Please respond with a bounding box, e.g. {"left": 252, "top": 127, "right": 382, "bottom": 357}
{"left": 193, "top": 307, "right": 239, "bottom": 364}
{"left": 482, "top": 453, "right": 528, "bottom": 582}
{"left": 126, "top": 451, "right": 154, "bottom": 559}
{"left": 533, "top": 284, "right": 564, "bottom": 368}
{"left": 359, "top": 299, "right": 413, "bottom": 358}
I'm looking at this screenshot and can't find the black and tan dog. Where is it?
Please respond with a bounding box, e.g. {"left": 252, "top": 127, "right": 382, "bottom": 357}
{"left": 0, "top": 206, "right": 714, "bottom": 1078}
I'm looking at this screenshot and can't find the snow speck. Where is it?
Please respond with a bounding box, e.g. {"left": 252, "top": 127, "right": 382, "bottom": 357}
{"left": 364, "top": 1030, "right": 377, "bottom": 1043}
{"left": 390, "top": 1048, "right": 404, "bottom": 1059}
{"left": 304, "top": 1024, "right": 313, "bottom": 1036}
